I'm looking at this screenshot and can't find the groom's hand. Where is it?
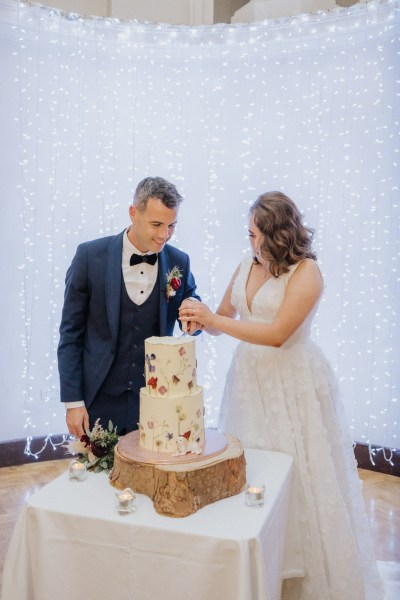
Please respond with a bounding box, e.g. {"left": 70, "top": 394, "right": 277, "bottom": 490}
{"left": 66, "top": 407, "right": 90, "bottom": 438}
{"left": 187, "top": 320, "right": 202, "bottom": 335}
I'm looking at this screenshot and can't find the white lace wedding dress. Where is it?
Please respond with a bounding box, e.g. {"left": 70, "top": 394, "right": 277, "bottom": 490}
{"left": 218, "top": 252, "right": 385, "bottom": 600}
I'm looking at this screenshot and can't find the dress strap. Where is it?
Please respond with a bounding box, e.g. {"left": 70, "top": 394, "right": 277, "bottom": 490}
{"left": 287, "top": 259, "right": 321, "bottom": 282}
{"left": 287, "top": 260, "right": 303, "bottom": 279}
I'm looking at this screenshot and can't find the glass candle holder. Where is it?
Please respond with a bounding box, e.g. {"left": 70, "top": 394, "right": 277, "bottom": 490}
{"left": 115, "top": 488, "right": 136, "bottom": 515}
{"left": 68, "top": 459, "right": 87, "bottom": 482}
{"left": 245, "top": 483, "right": 265, "bottom": 507}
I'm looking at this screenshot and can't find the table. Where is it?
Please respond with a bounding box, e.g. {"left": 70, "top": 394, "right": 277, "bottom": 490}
{"left": 1, "top": 449, "right": 293, "bottom": 600}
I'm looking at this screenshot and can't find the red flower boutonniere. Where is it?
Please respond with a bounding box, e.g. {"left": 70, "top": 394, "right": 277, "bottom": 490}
{"left": 166, "top": 266, "right": 182, "bottom": 301}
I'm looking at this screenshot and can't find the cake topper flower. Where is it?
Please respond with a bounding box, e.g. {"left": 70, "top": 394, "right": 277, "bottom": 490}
{"left": 165, "top": 265, "right": 182, "bottom": 301}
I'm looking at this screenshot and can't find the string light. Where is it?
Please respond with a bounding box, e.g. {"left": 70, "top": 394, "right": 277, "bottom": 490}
{"left": 1, "top": 0, "right": 398, "bottom": 463}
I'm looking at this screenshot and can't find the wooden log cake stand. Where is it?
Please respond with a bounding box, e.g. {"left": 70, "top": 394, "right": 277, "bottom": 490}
{"left": 109, "top": 430, "right": 247, "bottom": 518}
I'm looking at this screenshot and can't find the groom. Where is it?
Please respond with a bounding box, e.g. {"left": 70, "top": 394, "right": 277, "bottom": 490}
{"left": 57, "top": 176, "right": 200, "bottom": 438}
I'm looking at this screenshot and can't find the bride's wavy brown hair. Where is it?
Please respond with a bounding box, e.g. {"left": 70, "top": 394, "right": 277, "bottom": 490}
{"left": 250, "top": 191, "right": 317, "bottom": 277}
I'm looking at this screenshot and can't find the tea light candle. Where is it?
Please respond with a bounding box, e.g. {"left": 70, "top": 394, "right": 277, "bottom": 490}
{"left": 245, "top": 483, "right": 265, "bottom": 507}
{"left": 68, "top": 459, "right": 87, "bottom": 482}
{"left": 115, "top": 488, "right": 136, "bottom": 515}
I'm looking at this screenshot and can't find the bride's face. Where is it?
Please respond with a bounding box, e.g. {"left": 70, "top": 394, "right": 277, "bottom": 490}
{"left": 248, "top": 214, "right": 265, "bottom": 263}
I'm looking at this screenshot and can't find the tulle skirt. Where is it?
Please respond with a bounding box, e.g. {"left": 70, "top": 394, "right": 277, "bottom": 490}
{"left": 218, "top": 339, "right": 384, "bottom": 600}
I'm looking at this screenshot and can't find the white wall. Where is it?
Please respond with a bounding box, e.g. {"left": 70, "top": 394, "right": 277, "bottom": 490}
{"left": 27, "top": 1, "right": 362, "bottom": 23}
{"left": 39, "top": 0, "right": 110, "bottom": 17}
{"left": 112, "top": 0, "right": 214, "bottom": 25}
{"left": 232, "top": 0, "right": 336, "bottom": 22}
{"left": 35, "top": 0, "right": 215, "bottom": 23}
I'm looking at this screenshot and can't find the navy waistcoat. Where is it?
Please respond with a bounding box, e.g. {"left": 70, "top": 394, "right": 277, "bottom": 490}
{"left": 97, "top": 275, "right": 160, "bottom": 399}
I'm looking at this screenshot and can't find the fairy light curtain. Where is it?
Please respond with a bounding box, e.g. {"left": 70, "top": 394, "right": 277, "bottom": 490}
{"left": 0, "top": 0, "right": 398, "bottom": 461}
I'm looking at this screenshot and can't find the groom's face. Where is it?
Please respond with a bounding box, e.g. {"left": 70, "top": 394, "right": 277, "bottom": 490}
{"left": 128, "top": 197, "right": 178, "bottom": 254}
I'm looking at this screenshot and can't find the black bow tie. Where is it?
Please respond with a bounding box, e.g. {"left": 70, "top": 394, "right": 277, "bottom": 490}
{"left": 130, "top": 253, "right": 158, "bottom": 266}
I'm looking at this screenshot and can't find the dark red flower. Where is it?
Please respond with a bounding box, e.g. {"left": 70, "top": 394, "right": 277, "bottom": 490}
{"left": 90, "top": 442, "right": 108, "bottom": 458}
{"left": 170, "top": 277, "right": 181, "bottom": 290}
{"left": 80, "top": 434, "right": 90, "bottom": 447}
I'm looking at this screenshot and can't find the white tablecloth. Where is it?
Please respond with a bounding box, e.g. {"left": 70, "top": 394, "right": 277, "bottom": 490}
{"left": 1, "top": 449, "right": 293, "bottom": 600}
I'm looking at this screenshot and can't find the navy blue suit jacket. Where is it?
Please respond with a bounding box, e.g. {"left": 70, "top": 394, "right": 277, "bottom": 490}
{"left": 57, "top": 230, "right": 200, "bottom": 408}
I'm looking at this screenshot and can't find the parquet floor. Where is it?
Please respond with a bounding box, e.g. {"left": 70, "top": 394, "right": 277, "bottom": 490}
{"left": 0, "top": 461, "right": 399, "bottom": 592}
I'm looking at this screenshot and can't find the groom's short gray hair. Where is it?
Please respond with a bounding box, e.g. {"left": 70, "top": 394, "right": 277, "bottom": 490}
{"left": 133, "top": 177, "right": 183, "bottom": 210}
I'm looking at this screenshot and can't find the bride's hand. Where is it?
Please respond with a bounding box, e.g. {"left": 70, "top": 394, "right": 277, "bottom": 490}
{"left": 179, "top": 301, "right": 214, "bottom": 329}
{"left": 179, "top": 298, "right": 200, "bottom": 333}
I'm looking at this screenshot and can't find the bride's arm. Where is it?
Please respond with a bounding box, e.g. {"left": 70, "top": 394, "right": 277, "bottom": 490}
{"left": 181, "top": 259, "right": 323, "bottom": 346}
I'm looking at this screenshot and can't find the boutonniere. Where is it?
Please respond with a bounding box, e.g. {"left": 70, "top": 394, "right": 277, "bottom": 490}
{"left": 166, "top": 265, "right": 182, "bottom": 301}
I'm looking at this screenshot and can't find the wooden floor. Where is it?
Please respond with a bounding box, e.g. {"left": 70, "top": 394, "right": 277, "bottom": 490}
{"left": 358, "top": 468, "right": 400, "bottom": 562}
{"left": 0, "top": 461, "right": 399, "bottom": 590}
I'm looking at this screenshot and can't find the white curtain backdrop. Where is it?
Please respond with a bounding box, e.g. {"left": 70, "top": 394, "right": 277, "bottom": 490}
{"left": 0, "top": 0, "right": 398, "bottom": 462}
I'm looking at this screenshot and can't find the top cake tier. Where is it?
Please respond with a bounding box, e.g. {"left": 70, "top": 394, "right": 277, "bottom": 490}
{"left": 143, "top": 336, "right": 199, "bottom": 398}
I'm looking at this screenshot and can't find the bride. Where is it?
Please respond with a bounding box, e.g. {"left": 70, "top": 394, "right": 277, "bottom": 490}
{"left": 180, "top": 191, "right": 384, "bottom": 600}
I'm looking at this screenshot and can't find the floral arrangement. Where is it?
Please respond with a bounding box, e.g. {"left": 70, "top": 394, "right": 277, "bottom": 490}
{"left": 165, "top": 265, "right": 182, "bottom": 300}
{"left": 63, "top": 419, "right": 119, "bottom": 472}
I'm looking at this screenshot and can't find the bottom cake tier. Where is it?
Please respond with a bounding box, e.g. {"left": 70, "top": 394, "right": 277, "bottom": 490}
{"left": 139, "top": 387, "right": 205, "bottom": 454}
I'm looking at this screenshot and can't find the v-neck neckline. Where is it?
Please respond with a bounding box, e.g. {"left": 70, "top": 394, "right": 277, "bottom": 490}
{"left": 245, "top": 260, "right": 274, "bottom": 314}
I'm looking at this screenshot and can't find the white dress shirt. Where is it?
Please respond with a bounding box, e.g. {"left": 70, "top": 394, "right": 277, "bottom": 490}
{"left": 122, "top": 228, "right": 158, "bottom": 305}
{"left": 65, "top": 228, "right": 158, "bottom": 410}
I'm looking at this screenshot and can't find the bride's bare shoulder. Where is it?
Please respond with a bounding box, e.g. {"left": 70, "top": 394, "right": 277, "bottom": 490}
{"left": 294, "top": 258, "right": 321, "bottom": 276}
{"left": 290, "top": 259, "right": 323, "bottom": 293}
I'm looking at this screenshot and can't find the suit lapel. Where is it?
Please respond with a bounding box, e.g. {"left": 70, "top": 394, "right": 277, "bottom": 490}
{"left": 106, "top": 231, "right": 124, "bottom": 345}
